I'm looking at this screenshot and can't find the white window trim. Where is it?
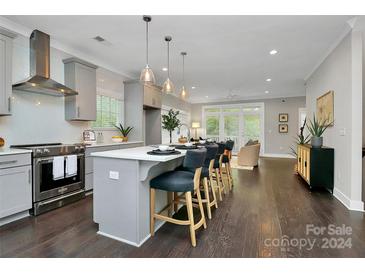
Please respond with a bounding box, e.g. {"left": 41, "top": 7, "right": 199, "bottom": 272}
{"left": 201, "top": 102, "right": 265, "bottom": 154}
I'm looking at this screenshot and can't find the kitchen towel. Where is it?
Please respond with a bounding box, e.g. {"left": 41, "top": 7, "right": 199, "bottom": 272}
{"left": 53, "top": 156, "right": 65, "bottom": 180}
{"left": 66, "top": 155, "right": 78, "bottom": 178}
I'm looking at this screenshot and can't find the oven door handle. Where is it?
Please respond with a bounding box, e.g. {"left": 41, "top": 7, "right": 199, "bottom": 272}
{"left": 35, "top": 154, "right": 84, "bottom": 164}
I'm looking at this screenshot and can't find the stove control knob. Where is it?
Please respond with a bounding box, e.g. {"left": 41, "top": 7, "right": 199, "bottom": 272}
{"left": 75, "top": 146, "right": 80, "bottom": 151}
{"left": 35, "top": 149, "right": 43, "bottom": 155}
{"left": 44, "top": 148, "right": 50, "bottom": 154}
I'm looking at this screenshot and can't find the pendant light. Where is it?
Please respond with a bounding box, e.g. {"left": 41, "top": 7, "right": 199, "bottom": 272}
{"left": 180, "top": 52, "right": 188, "bottom": 100}
{"left": 140, "top": 15, "right": 156, "bottom": 84}
{"left": 162, "top": 36, "right": 175, "bottom": 94}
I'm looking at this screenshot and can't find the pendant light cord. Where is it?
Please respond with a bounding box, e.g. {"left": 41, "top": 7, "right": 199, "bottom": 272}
{"left": 182, "top": 54, "right": 185, "bottom": 86}
{"left": 167, "top": 40, "right": 170, "bottom": 78}
{"left": 146, "top": 21, "right": 149, "bottom": 66}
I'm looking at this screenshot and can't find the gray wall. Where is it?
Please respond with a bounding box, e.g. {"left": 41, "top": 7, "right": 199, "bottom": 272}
{"left": 191, "top": 96, "right": 306, "bottom": 155}
{"left": 305, "top": 30, "right": 363, "bottom": 209}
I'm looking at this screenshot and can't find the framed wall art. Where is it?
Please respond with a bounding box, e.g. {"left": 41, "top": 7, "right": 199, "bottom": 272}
{"left": 279, "top": 113, "right": 288, "bottom": 122}
{"left": 316, "top": 90, "right": 334, "bottom": 126}
{"left": 279, "top": 124, "right": 288, "bottom": 133}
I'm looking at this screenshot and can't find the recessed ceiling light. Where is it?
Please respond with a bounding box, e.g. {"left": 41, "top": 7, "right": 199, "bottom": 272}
{"left": 265, "top": 90, "right": 269, "bottom": 94}
{"left": 192, "top": 86, "right": 196, "bottom": 89}
{"left": 162, "top": 67, "right": 168, "bottom": 71}
{"left": 270, "top": 49, "right": 278, "bottom": 55}
{"left": 205, "top": 95, "right": 209, "bottom": 98}
{"left": 266, "top": 78, "right": 272, "bottom": 82}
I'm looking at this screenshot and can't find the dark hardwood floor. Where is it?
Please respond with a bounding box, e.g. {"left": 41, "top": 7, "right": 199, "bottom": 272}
{"left": 1, "top": 157, "right": 365, "bottom": 258}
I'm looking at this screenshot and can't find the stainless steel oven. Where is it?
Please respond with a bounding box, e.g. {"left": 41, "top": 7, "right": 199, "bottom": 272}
{"left": 11, "top": 143, "right": 85, "bottom": 215}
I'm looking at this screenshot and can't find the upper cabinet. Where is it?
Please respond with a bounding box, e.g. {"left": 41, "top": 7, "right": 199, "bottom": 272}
{"left": 143, "top": 84, "right": 162, "bottom": 109}
{"left": 0, "top": 28, "right": 16, "bottom": 116}
{"left": 63, "top": 58, "right": 98, "bottom": 121}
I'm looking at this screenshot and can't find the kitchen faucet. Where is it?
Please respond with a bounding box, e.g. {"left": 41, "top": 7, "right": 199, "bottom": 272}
{"left": 177, "top": 123, "right": 191, "bottom": 140}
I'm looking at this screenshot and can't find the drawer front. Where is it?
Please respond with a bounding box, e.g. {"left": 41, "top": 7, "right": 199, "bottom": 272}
{"left": 0, "top": 153, "right": 31, "bottom": 169}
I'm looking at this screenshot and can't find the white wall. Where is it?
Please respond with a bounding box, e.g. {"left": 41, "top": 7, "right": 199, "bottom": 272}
{"left": 305, "top": 31, "right": 364, "bottom": 211}
{"left": 0, "top": 33, "right": 126, "bottom": 146}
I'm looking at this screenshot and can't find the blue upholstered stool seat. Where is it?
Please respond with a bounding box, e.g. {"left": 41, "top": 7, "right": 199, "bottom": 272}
{"left": 175, "top": 165, "right": 210, "bottom": 178}
{"left": 150, "top": 170, "right": 195, "bottom": 192}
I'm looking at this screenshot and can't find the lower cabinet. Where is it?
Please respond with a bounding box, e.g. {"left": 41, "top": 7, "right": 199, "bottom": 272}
{"left": 297, "top": 144, "right": 334, "bottom": 193}
{"left": 0, "top": 164, "right": 32, "bottom": 218}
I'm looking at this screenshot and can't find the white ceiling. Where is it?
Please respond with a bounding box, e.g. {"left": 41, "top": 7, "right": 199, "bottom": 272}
{"left": 5, "top": 15, "right": 353, "bottom": 103}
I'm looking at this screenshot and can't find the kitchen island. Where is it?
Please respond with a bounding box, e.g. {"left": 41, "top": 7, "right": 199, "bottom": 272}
{"left": 91, "top": 146, "right": 186, "bottom": 246}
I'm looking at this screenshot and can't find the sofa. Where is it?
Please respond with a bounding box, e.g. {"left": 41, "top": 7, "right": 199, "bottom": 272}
{"left": 237, "top": 143, "right": 261, "bottom": 168}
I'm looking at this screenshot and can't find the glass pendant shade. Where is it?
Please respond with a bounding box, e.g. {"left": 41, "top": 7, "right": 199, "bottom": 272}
{"left": 162, "top": 36, "right": 175, "bottom": 94}
{"left": 162, "top": 78, "right": 175, "bottom": 94}
{"left": 140, "top": 64, "right": 156, "bottom": 83}
{"left": 180, "top": 52, "right": 188, "bottom": 100}
{"left": 140, "top": 16, "right": 156, "bottom": 84}
{"left": 180, "top": 86, "right": 188, "bottom": 99}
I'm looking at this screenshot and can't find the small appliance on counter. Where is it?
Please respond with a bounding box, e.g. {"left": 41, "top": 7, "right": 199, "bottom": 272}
{"left": 83, "top": 130, "right": 97, "bottom": 145}
{"left": 0, "top": 137, "right": 4, "bottom": 147}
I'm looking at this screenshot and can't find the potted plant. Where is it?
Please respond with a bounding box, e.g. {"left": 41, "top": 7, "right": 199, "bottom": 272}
{"left": 114, "top": 123, "right": 133, "bottom": 142}
{"left": 162, "top": 109, "right": 181, "bottom": 144}
{"left": 290, "top": 118, "right": 310, "bottom": 174}
{"left": 307, "top": 114, "right": 330, "bottom": 148}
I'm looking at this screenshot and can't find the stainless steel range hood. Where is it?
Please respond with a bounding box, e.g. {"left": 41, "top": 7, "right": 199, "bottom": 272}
{"left": 12, "top": 30, "right": 78, "bottom": 96}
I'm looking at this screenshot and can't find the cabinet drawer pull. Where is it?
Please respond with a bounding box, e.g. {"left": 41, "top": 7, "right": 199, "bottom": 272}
{"left": 298, "top": 157, "right": 301, "bottom": 162}
{"left": 0, "top": 160, "right": 17, "bottom": 165}
{"left": 28, "top": 169, "right": 32, "bottom": 184}
{"left": 304, "top": 161, "right": 307, "bottom": 167}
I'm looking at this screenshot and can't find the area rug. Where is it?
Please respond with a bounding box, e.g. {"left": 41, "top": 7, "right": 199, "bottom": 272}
{"left": 230, "top": 157, "right": 254, "bottom": 170}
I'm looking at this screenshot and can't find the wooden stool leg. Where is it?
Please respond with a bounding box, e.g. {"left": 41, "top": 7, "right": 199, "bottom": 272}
{"left": 215, "top": 168, "right": 223, "bottom": 201}
{"left": 225, "top": 165, "right": 232, "bottom": 191}
{"left": 167, "top": 192, "right": 174, "bottom": 217}
{"left": 209, "top": 175, "right": 218, "bottom": 209}
{"left": 150, "top": 188, "right": 155, "bottom": 236}
{"left": 203, "top": 177, "right": 212, "bottom": 219}
{"left": 220, "top": 168, "right": 227, "bottom": 195}
{"left": 228, "top": 162, "right": 233, "bottom": 185}
{"left": 185, "top": 191, "right": 196, "bottom": 247}
{"left": 196, "top": 189, "right": 207, "bottom": 229}
{"left": 173, "top": 192, "right": 179, "bottom": 212}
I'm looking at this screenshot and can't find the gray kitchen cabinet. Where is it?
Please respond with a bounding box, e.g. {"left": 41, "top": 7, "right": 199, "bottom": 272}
{"left": 143, "top": 84, "right": 162, "bottom": 109}
{"left": 0, "top": 29, "right": 16, "bottom": 116}
{"left": 63, "top": 58, "right": 98, "bottom": 121}
{"left": 0, "top": 154, "right": 32, "bottom": 219}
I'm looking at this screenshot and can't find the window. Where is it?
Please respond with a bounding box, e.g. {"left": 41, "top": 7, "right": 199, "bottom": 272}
{"left": 92, "top": 95, "right": 123, "bottom": 129}
{"left": 202, "top": 103, "right": 264, "bottom": 153}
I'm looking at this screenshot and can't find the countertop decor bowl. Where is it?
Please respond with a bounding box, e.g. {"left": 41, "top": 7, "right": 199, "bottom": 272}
{"left": 112, "top": 136, "right": 124, "bottom": 143}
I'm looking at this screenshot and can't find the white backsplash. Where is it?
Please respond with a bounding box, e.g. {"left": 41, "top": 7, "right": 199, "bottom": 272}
{"left": 0, "top": 33, "right": 123, "bottom": 146}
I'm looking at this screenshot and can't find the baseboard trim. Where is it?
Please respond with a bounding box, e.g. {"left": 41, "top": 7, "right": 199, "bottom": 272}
{"left": 261, "top": 153, "right": 295, "bottom": 159}
{"left": 0, "top": 210, "right": 30, "bottom": 227}
{"left": 97, "top": 220, "right": 166, "bottom": 247}
{"left": 333, "top": 187, "right": 364, "bottom": 212}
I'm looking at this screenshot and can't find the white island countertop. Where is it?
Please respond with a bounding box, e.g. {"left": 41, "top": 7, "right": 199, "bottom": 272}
{"left": 91, "top": 146, "right": 186, "bottom": 162}
{"left": 0, "top": 147, "right": 32, "bottom": 156}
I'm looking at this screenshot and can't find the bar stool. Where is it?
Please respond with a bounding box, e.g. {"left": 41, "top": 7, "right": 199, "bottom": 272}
{"left": 222, "top": 140, "right": 234, "bottom": 190}
{"left": 177, "top": 144, "right": 219, "bottom": 219}
{"left": 212, "top": 142, "right": 227, "bottom": 201}
{"left": 150, "top": 148, "right": 207, "bottom": 247}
